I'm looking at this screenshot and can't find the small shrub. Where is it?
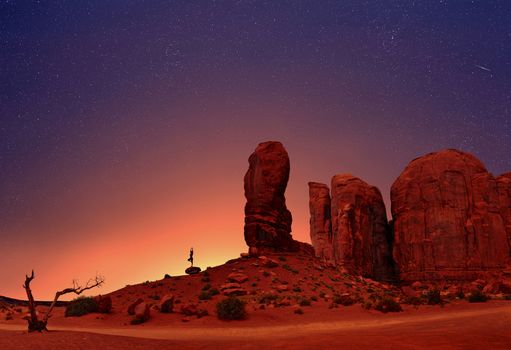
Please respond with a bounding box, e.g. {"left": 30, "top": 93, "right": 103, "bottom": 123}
{"left": 311, "top": 296, "right": 318, "bottom": 302}
{"left": 263, "top": 271, "right": 271, "bottom": 277}
{"left": 455, "top": 290, "right": 465, "bottom": 300}
{"left": 468, "top": 289, "right": 488, "bottom": 303}
{"left": 216, "top": 297, "right": 247, "bottom": 320}
{"left": 199, "top": 288, "right": 219, "bottom": 300}
{"left": 259, "top": 294, "right": 279, "bottom": 304}
{"left": 503, "top": 294, "right": 511, "bottom": 300}
{"left": 298, "top": 298, "right": 311, "bottom": 307}
{"left": 425, "top": 289, "right": 442, "bottom": 305}
{"left": 319, "top": 291, "right": 326, "bottom": 298}
{"left": 294, "top": 308, "right": 304, "bottom": 315}
{"left": 403, "top": 295, "right": 423, "bottom": 306}
{"left": 65, "top": 297, "right": 98, "bottom": 317}
{"left": 278, "top": 256, "right": 287, "bottom": 262}
{"left": 362, "top": 301, "right": 373, "bottom": 310}
{"left": 202, "top": 283, "right": 211, "bottom": 291}
{"left": 282, "top": 264, "right": 298, "bottom": 274}
{"left": 130, "top": 317, "right": 145, "bottom": 325}
{"left": 199, "top": 291, "right": 212, "bottom": 300}
{"left": 251, "top": 282, "right": 258, "bottom": 287}
{"left": 333, "top": 294, "right": 354, "bottom": 306}
{"left": 292, "top": 286, "right": 302, "bottom": 293}
{"left": 374, "top": 297, "right": 402, "bottom": 313}
{"left": 150, "top": 295, "right": 161, "bottom": 301}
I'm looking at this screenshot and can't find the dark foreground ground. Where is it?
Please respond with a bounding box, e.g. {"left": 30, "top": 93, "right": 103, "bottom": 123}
{"left": 1, "top": 301, "right": 510, "bottom": 350}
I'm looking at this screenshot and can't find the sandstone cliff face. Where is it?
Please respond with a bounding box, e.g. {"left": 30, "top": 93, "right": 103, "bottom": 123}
{"left": 244, "top": 141, "right": 296, "bottom": 253}
{"left": 497, "top": 173, "right": 511, "bottom": 251}
{"left": 329, "top": 174, "right": 394, "bottom": 280}
{"left": 308, "top": 182, "right": 333, "bottom": 263}
{"left": 391, "top": 149, "right": 510, "bottom": 282}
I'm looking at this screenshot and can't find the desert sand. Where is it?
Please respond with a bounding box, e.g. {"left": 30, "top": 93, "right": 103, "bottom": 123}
{"left": 1, "top": 301, "right": 510, "bottom": 349}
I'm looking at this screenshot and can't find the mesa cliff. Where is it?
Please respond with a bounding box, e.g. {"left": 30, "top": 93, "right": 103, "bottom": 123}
{"left": 243, "top": 141, "right": 312, "bottom": 255}
{"left": 309, "top": 148, "right": 511, "bottom": 283}
{"left": 243, "top": 141, "right": 510, "bottom": 285}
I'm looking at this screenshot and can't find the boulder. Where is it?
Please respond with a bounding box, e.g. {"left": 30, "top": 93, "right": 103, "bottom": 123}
{"left": 258, "top": 256, "right": 279, "bottom": 268}
{"left": 391, "top": 149, "right": 510, "bottom": 282}
{"left": 185, "top": 266, "right": 201, "bottom": 275}
{"left": 330, "top": 174, "right": 394, "bottom": 280}
{"left": 94, "top": 295, "right": 112, "bottom": 314}
{"left": 227, "top": 272, "right": 249, "bottom": 283}
{"left": 308, "top": 182, "right": 334, "bottom": 263}
{"left": 243, "top": 141, "right": 297, "bottom": 252}
{"left": 133, "top": 302, "right": 150, "bottom": 322}
{"left": 127, "top": 298, "right": 144, "bottom": 315}
{"left": 160, "top": 294, "right": 174, "bottom": 313}
{"left": 220, "top": 282, "right": 247, "bottom": 296}
{"left": 220, "top": 282, "right": 242, "bottom": 290}
{"left": 222, "top": 288, "right": 248, "bottom": 296}
{"left": 276, "top": 284, "right": 289, "bottom": 292}
{"left": 180, "top": 303, "right": 198, "bottom": 316}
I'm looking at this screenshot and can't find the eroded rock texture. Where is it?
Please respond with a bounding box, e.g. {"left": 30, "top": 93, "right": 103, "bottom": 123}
{"left": 329, "top": 174, "right": 394, "bottom": 280}
{"left": 497, "top": 173, "right": 511, "bottom": 251}
{"left": 308, "top": 182, "right": 333, "bottom": 263}
{"left": 244, "top": 141, "right": 296, "bottom": 253}
{"left": 391, "top": 149, "right": 510, "bottom": 282}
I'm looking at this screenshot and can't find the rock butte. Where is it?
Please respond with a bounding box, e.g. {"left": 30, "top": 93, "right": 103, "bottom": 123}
{"left": 243, "top": 141, "right": 312, "bottom": 255}
{"left": 246, "top": 142, "right": 510, "bottom": 283}
{"left": 391, "top": 149, "right": 510, "bottom": 281}
{"left": 309, "top": 176, "right": 394, "bottom": 281}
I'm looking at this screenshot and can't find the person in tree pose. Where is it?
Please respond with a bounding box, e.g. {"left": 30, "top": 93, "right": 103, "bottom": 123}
{"left": 187, "top": 247, "right": 194, "bottom": 266}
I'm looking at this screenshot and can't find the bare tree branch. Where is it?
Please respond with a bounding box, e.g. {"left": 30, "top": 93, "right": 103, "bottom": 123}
{"left": 42, "top": 275, "right": 105, "bottom": 324}
{"left": 23, "top": 270, "right": 105, "bottom": 332}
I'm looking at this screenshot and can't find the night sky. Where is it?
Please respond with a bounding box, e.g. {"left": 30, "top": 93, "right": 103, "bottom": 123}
{"left": 1, "top": 1, "right": 510, "bottom": 299}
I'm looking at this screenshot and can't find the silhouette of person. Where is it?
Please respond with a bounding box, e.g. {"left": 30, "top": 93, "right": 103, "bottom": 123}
{"left": 187, "top": 247, "right": 194, "bottom": 266}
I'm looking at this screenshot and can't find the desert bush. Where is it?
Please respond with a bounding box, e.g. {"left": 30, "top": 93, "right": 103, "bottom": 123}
{"left": 374, "top": 297, "right": 402, "bottom": 313}
{"left": 503, "top": 294, "right": 511, "bottom": 300}
{"left": 216, "top": 297, "right": 247, "bottom": 320}
{"left": 333, "top": 294, "right": 354, "bottom": 306}
{"left": 425, "top": 289, "right": 442, "bottom": 305}
{"left": 362, "top": 300, "right": 373, "bottom": 310}
{"left": 199, "top": 288, "right": 219, "bottom": 300}
{"left": 282, "top": 264, "right": 299, "bottom": 274}
{"left": 468, "top": 289, "right": 488, "bottom": 303}
{"left": 294, "top": 308, "right": 304, "bottom": 315}
{"left": 278, "top": 256, "right": 287, "bottom": 262}
{"left": 130, "top": 317, "right": 145, "bottom": 325}
{"left": 403, "top": 295, "right": 423, "bottom": 306}
{"left": 65, "top": 297, "right": 98, "bottom": 317}
{"left": 202, "top": 283, "right": 211, "bottom": 291}
{"left": 298, "top": 298, "right": 311, "bottom": 307}
{"left": 259, "top": 293, "right": 279, "bottom": 304}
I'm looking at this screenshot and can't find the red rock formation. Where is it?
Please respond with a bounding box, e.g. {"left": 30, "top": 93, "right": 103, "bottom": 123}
{"left": 497, "top": 173, "right": 511, "bottom": 251}
{"left": 308, "top": 182, "right": 334, "bottom": 263}
{"left": 330, "top": 174, "right": 394, "bottom": 280}
{"left": 244, "top": 141, "right": 296, "bottom": 253}
{"left": 391, "top": 149, "right": 510, "bottom": 282}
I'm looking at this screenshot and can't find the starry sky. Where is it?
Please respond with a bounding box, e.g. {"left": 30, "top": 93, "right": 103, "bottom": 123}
{"left": 1, "top": 1, "right": 510, "bottom": 299}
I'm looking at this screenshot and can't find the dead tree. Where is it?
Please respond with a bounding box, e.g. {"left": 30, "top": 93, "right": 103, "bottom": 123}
{"left": 23, "top": 270, "right": 104, "bottom": 332}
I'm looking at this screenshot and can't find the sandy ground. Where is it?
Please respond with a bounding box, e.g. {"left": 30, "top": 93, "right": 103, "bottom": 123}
{"left": 1, "top": 301, "right": 510, "bottom": 349}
